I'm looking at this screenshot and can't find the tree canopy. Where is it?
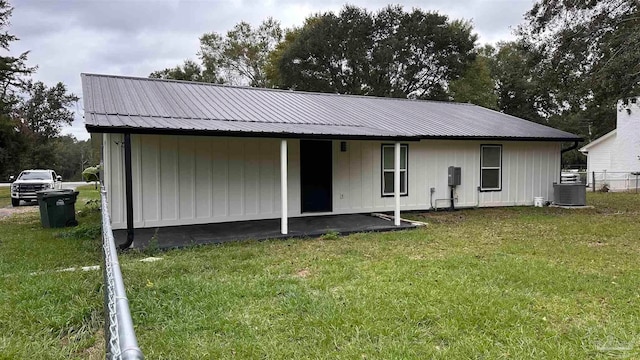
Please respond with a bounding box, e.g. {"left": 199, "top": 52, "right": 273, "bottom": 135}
{"left": 151, "top": 19, "right": 283, "bottom": 87}
{"left": 200, "top": 18, "right": 282, "bottom": 87}
{"left": 149, "top": 59, "right": 212, "bottom": 83}
{"left": 270, "top": 6, "right": 477, "bottom": 100}
{"left": 0, "top": 0, "right": 84, "bottom": 180}
{"left": 449, "top": 53, "right": 497, "bottom": 109}
{"left": 517, "top": 0, "right": 640, "bottom": 140}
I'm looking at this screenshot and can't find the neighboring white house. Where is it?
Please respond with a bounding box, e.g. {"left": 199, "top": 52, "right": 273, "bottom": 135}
{"left": 580, "top": 97, "right": 640, "bottom": 190}
{"left": 81, "top": 74, "right": 581, "bottom": 237}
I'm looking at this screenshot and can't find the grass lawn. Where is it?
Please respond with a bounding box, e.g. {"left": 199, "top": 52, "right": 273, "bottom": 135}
{"left": 2, "top": 190, "right": 640, "bottom": 359}
{"left": 0, "top": 186, "right": 10, "bottom": 207}
{"left": 0, "top": 185, "right": 104, "bottom": 359}
{"left": 112, "top": 192, "right": 640, "bottom": 359}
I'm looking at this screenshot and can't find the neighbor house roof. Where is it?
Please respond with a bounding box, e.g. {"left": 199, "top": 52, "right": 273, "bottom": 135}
{"left": 81, "top": 73, "right": 581, "bottom": 141}
{"left": 579, "top": 129, "right": 616, "bottom": 153}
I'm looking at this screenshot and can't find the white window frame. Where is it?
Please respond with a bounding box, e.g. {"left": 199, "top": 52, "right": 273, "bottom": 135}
{"left": 382, "top": 144, "right": 408, "bottom": 196}
{"left": 480, "top": 144, "right": 502, "bottom": 191}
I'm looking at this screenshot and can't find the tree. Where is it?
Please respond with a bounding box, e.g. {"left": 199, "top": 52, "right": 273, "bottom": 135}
{"left": 271, "top": 5, "right": 477, "bottom": 100}
{"left": 449, "top": 54, "right": 498, "bottom": 108}
{"left": 149, "top": 59, "right": 216, "bottom": 83}
{"left": 270, "top": 7, "right": 375, "bottom": 94}
{"left": 50, "top": 137, "right": 97, "bottom": 181}
{"left": 518, "top": 0, "right": 640, "bottom": 140}
{"left": 151, "top": 19, "right": 283, "bottom": 87}
{"left": 265, "top": 27, "right": 300, "bottom": 88}
{"left": 488, "top": 41, "right": 552, "bottom": 125}
{"left": 12, "top": 81, "right": 79, "bottom": 171}
{"left": 198, "top": 18, "right": 282, "bottom": 86}
{"left": 0, "top": 0, "right": 35, "bottom": 179}
{"left": 16, "top": 81, "right": 78, "bottom": 139}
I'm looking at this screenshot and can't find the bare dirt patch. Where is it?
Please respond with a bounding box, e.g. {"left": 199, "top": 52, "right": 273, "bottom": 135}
{"left": 295, "top": 269, "right": 311, "bottom": 278}
{"left": 82, "top": 329, "right": 105, "bottom": 360}
{"left": 587, "top": 241, "right": 607, "bottom": 247}
{"left": 0, "top": 204, "right": 38, "bottom": 220}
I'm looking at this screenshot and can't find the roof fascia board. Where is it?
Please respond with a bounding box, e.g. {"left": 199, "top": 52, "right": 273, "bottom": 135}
{"left": 84, "top": 125, "right": 420, "bottom": 141}
{"left": 86, "top": 124, "right": 582, "bottom": 142}
{"left": 417, "top": 135, "right": 583, "bottom": 142}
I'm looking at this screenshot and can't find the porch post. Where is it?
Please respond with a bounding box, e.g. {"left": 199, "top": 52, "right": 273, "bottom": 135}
{"left": 394, "top": 141, "right": 401, "bottom": 226}
{"left": 280, "top": 139, "right": 288, "bottom": 235}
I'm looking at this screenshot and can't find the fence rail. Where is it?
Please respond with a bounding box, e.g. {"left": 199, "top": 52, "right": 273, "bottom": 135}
{"left": 101, "top": 188, "right": 144, "bottom": 360}
{"left": 565, "top": 171, "right": 640, "bottom": 192}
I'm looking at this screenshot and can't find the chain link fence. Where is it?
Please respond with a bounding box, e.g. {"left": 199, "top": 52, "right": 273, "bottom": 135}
{"left": 583, "top": 171, "right": 640, "bottom": 192}
{"left": 101, "top": 188, "right": 144, "bottom": 360}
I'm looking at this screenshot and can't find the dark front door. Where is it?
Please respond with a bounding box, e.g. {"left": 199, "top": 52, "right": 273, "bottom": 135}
{"left": 300, "top": 140, "right": 332, "bottom": 213}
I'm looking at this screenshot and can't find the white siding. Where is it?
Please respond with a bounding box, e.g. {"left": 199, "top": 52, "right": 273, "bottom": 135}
{"left": 333, "top": 140, "right": 560, "bottom": 211}
{"left": 105, "top": 135, "right": 295, "bottom": 229}
{"left": 582, "top": 98, "right": 640, "bottom": 190}
{"left": 611, "top": 100, "right": 640, "bottom": 172}
{"left": 103, "top": 135, "right": 561, "bottom": 229}
{"left": 585, "top": 135, "right": 615, "bottom": 174}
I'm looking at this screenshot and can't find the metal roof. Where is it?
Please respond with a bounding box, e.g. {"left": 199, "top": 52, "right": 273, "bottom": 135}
{"left": 81, "top": 73, "right": 581, "bottom": 141}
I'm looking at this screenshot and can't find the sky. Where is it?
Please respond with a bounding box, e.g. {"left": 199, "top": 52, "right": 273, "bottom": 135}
{"left": 10, "top": 0, "right": 534, "bottom": 141}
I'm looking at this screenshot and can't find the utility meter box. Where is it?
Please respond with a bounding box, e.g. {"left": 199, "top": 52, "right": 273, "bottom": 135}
{"left": 448, "top": 166, "right": 461, "bottom": 186}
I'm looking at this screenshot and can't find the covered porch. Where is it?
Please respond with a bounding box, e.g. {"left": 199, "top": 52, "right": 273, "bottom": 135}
{"left": 109, "top": 134, "right": 410, "bottom": 249}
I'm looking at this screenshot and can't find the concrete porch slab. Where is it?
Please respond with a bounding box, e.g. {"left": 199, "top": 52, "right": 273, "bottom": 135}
{"left": 113, "top": 214, "right": 417, "bottom": 250}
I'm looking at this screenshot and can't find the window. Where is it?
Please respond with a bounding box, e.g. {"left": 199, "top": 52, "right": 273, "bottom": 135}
{"left": 382, "top": 144, "right": 408, "bottom": 196}
{"left": 480, "top": 145, "right": 502, "bottom": 191}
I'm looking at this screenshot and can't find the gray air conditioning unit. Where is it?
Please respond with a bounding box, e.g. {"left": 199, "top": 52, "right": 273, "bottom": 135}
{"left": 553, "top": 183, "right": 586, "bottom": 206}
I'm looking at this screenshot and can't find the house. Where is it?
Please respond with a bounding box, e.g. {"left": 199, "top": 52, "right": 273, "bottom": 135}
{"left": 82, "top": 74, "right": 581, "bottom": 245}
{"left": 579, "top": 97, "right": 640, "bottom": 190}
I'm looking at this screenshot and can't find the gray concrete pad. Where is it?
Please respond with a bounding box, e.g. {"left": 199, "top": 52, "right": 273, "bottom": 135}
{"left": 113, "top": 214, "right": 416, "bottom": 250}
{"left": 549, "top": 204, "right": 594, "bottom": 209}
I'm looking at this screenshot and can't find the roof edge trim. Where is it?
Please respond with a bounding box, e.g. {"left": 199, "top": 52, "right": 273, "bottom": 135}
{"left": 85, "top": 124, "right": 582, "bottom": 142}
{"left": 85, "top": 124, "right": 420, "bottom": 141}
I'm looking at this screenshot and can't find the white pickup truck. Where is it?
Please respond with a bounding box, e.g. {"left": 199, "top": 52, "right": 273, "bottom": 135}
{"left": 9, "top": 169, "right": 62, "bottom": 206}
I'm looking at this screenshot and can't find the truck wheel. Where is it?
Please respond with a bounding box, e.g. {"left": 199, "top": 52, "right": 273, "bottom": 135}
{"left": 11, "top": 198, "right": 19, "bottom": 207}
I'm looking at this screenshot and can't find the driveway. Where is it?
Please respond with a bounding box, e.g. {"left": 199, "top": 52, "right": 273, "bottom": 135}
{"left": 0, "top": 182, "right": 91, "bottom": 219}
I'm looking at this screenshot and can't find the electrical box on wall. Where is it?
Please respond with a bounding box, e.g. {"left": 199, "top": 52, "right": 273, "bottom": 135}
{"left": 448, "top": 166, "right": 461, "bottom": 186}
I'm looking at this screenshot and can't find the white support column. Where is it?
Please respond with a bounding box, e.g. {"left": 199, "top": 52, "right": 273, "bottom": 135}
{"left": 280, "top": 139, "right": 288, "bottom": 235}
{"left": 394, "top": 141, "right": 401, "bottom": 226}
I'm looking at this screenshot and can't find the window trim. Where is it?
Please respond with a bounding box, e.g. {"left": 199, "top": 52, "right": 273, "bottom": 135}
{"left": 480, "top": 144, "right": 502, "bottom": 192}
{"left": 381, "top": 143, "right": 409, "bottom": 197}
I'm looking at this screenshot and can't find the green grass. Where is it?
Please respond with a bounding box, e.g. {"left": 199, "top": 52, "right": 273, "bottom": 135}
{"left": 0, "top": 187, "right": 10, "bottom": 208}
{"left": 2, "top": 191, "right": 640, "bottom": 359}
{"left": 112, "top": 192, "right": 640, "bottom": 359}
{"left": 0, "top": 185, "right": 104, "bottom": 359}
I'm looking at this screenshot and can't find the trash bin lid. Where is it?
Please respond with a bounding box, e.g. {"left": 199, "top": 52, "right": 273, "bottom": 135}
{"left": 36, "top": 189, "right": 76, "bottom": 198}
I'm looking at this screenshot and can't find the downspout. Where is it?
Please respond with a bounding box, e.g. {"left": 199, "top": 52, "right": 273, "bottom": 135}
{"left": 561, "top": 141, "right": 580, "bottom": 154}
{"left": 119, "top": 133, "right": 135, "bottom": 250}
{"left": 449, "top": 186, "right": 455, "bottom": 211}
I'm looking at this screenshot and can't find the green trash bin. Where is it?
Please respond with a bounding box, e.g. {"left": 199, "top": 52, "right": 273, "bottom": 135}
{"left": 36, "top": 189, "right": 79, "bottom": 228}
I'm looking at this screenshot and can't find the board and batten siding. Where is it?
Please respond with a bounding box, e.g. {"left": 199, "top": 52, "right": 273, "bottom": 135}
{"left": 332, "top": 140, "right": 560, "bottom": 211}
{"left": 102, "top": 134, "right": 561, "bottom": 230}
